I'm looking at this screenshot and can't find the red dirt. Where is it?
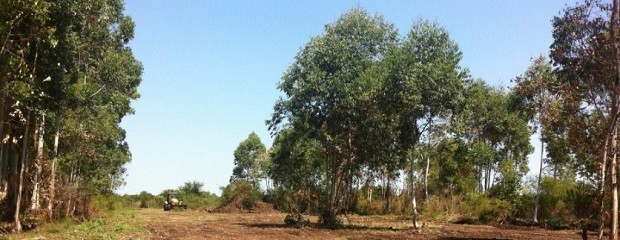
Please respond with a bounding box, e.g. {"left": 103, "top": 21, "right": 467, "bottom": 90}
{"left": 130, "top": 209, "right": 594, "bottom": 240}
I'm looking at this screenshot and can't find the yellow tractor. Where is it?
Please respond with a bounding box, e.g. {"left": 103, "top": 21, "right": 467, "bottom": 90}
{"left": 163, "top": 191, "right": 187, "bottom": 211}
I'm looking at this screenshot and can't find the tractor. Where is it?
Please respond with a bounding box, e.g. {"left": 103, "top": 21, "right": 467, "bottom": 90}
{"left": 163, "top": 191, "right": 187, "bottom": 211}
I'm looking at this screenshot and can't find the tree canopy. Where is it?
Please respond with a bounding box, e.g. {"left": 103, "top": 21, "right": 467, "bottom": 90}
{"left": 0, "top": 0, "right": 141, "bottom": 231}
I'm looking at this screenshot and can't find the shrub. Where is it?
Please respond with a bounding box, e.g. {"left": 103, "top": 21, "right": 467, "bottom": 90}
{"left": 464, "top": 193, "right": 512, "bottom": 223}
{"left": 180, "top": 192, "right": 219, "bottom": 210}
{"left": 512, "top": 192, "right": 535, "bottom": 220}
{"left": 536, "top": 177, "right": 596, "bottom": 224}
{"left": 90, "top": 194, "right": 133, "bottom": 217}
{"left": 284, "top": 212, "right": 310, "bottom": 227}
{"left": 219, "top": 179, "right": 262, "bottom": 212}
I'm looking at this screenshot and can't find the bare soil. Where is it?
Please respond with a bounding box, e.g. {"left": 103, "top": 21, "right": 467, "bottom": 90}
{"left": 128, "top": 208, "right": 595, "bottom": 240}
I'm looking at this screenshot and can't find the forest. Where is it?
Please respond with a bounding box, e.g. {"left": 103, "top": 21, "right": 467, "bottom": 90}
{"left": 2, "top": 0, "right": 620, "bottom": 239}
{"left": 0, "top": 0, "right": 142, "bottom": 232}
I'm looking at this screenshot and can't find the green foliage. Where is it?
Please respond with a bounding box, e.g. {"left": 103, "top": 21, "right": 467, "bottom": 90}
{"left": 267, "top": 7, "right": 470, "bottom": 227}
{"left": 353, "top": 190, "right": 385, "bottom": 216}
{"left": 456, "top": 194, "right": 512, "bottom": 224}
{"left": 232, "top": 132, "right": 267, "bottom": 185}
{"left": 220, "top": 180, "right": 262, "bottom": 212}
{"left": 536, "top": 177, "right": 596, "bottom": 223}
{"left": 0, "top": 0, "right": 143, "bottom": 224}
{"left": 179, "top": 192, "right": 219, "bottom": 210}
{"left": 267, "top": 128, "right": 323, "bottom": 214}
{"left": 179, "top": 181, "right": 205, "bottom": 196}
{"left": 413, "top": 179, "right": 596, "bottom": 226}
{"left": 136, "top": 191, "right": 154, "bottom": 208}
{"left": 512, "top": 192, "right": 536, "bottom": 220}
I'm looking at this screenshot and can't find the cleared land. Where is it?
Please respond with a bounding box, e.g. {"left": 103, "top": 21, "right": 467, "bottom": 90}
{"left": 4, "top": 208, "right": 597, "bottom": 239}
{"left": 131, "top": 209, "right": 587, "bottom": 240}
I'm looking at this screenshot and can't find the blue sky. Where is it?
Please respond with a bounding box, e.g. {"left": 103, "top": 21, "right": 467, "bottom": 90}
{"left": 118, "top": 1, "right": 573, "bottom": 195}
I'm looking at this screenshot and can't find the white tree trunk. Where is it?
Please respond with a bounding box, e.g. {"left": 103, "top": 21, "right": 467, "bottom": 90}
{"left": 424, "top": 154, "right": 429, "bottom": 201}
{"left": 30, "top": 113, "right": 44, "bottom": 210}
{"left": 47, "top": 114, "right": 60, "bottom": 219}
{"left": 611, "top": 124, "right": 618, "bottom": 240}
{"left": 534, "top": 141, "right": 544, "bottom": 223}
{"left": 411, "top": 157, "right": 418, "bottom": 229}
{"left": 598, "top": 135, "right": 610, "bottom": 240}
{"left": 609, "top": 1, "right": 620, "bottom": 239}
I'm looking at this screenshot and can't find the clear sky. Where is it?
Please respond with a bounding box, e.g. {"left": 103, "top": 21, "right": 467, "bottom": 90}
{"left": 117, "top": 1, "right": 574, "bottom": 195}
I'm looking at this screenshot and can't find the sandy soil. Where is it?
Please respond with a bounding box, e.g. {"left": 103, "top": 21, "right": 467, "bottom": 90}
{"left": 128, "top": 208, "right": 593, "bottom": 240}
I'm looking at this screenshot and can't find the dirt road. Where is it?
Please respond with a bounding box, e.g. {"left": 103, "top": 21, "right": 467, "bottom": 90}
{"left": 128, "top": 209, "right": 591, "bottom": 240}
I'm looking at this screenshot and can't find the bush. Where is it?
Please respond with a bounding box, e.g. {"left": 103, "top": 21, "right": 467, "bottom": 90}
{"left": 90, "top": 194, "right": 134, "bottom": 217}
{"left": 219, "top": 180, "right": 262, "bottom": 212}
{"left": 263, "top": 187, "right": 290, "bottom": 211}
{"left": 284, "top": 212, "right": 310, "bottom": 227}
{"left": 537, "top": 177, "right": 596, "bottom": 224}
{"left": 464, "top": 193, "right": 512, "bottom": 223}
{"left": 418, "top": 193, "right": 511, "bottom": 224}
{"left": 512, "top": 192, "right": 535, "bottom": 220}
{"left": 180, "top": 192, "right": 219, "bottom": 210}
{"left": 355, "top": 198, "right": 384, "bottom": 215}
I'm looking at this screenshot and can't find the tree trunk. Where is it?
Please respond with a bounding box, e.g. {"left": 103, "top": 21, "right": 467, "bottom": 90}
{"left": 611, "top": 124, "right": 618, "bottom": 240}
{"left": 47, "top": 114, "right": 60, "bottom": 220}
{"left": 424, "top": 154, "right": 429, "bottom": 201}
{"left": 599, "top": 135, "right": 610, "bottom": 240}
{"left": 367, "top": 176, "right": 373, "bottom": 202}
{"left": 0, "top": 91, "right": 6, "bottom": 198}
{"left": 485, "top": 165, "right": 490, "bottom": 191}
{"left": 411, "top": 157, "right": 419, "bottom": 229}
{"left": 609, "top": 1, "right": 620, "bottom": 239}
{"left": 15, "top": 110, "right": 31, "bottom": 232}
{"left": 30, "top": 113, "right": 44, "bottom": 210}
{"left": 385, "top": 175, "right": 391, "bottom": 212}
{"left": 534, "top": 141, "right": 544, "bottom": 223}
{"left": 478, "top": 165, "right": 483, "bottom": 192}
{"left": 321, "top": 151, "right": 339, "bottom": 228}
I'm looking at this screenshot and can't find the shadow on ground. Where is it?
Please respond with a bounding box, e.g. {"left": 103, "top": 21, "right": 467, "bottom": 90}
{"left": 240, "top": 223, "right": 401, "bottom": 232}
{"left": 438, "top": 238, "right": 511, "bottom": 240}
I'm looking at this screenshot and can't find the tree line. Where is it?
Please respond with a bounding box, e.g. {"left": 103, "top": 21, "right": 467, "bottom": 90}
{"left": 230, "top": 2, "right": 620, "bottom": 239}
{"left": 0, "top": 0, "right": 141, "bottom": 232}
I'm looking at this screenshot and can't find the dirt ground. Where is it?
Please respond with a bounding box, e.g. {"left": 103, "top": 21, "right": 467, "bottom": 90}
{"left": 127, "top": 208, "right": 594, "bottom": 240}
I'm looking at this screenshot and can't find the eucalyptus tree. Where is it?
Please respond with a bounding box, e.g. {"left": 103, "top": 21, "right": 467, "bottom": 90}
{"left": 47, "top": 0, "right": 141, "bottom": 217}
{"left": 268, "top": 8, "right": 398, "bottom": 227}
{"left": 511, "top": 56, "right": 555, "bottom": 223}
{"left": 0, "top": 0, "right": 141, "bottom": 230}
{"left": 268, "top": 127, "right": 324, "bottom": 213}
{"left": 232, "top": 132, "right": 267, "bottom": 186}
{"left": 0, "top": 0, "right": 59, "bottom": 229}
{"left": 451, "top": 80, "right": 532, "bottom": 198}
{"left": 550, "top": 0, "right": 620, "bottom": 238}
{"left": 380, "top": 20, "right": 467, "bottom": 228}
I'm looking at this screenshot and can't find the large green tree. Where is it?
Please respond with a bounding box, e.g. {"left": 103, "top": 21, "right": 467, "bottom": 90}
{"left": 445, "top": 80, "right": 532, "bottom": 200}
{"left": 0, "top": 0, "right": 141, "bottom": 231}
{"left": 268, "top": 9, "right": 472, "bottom": 228}
{"left": 268, "top": 8, "right": 398, "bottom": 226}
{"left": 232, "top": 132, "right": 267, "bottom": 186}
{"left": 511, "top": 56, "right": 557, "bottom": 223}
{"left": 268, "top": 127, "right": 324, "bottom": 213}
{"left": 380, "top": 19, "right": 467, "bottom": 227}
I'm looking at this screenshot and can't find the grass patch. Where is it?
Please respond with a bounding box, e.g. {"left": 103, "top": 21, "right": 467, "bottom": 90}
{"left": 3, "top": 207, "right": 146, "bottom": 240}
